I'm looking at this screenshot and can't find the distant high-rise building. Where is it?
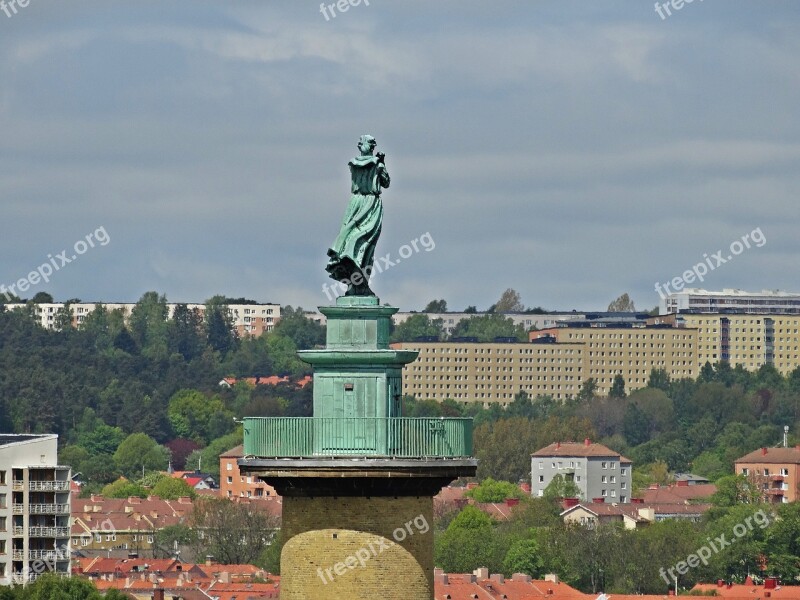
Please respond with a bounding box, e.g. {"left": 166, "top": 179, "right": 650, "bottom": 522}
{"left": 660, "top": 288, "right": 800, "bottom": 316}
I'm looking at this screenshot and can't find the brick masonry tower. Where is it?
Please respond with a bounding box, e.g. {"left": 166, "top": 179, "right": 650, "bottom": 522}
{"left": 238, "top": 296, "right": 476, "bottom": 599}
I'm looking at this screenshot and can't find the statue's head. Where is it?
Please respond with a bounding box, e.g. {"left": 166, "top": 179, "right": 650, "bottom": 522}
{"left": 358, "top": 134, "right": 377, "bottom": 156}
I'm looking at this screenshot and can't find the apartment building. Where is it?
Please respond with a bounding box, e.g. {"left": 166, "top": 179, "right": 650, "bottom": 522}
{"left": 531, "top": 440, "right": 632, "bottom": 502}
{"left": 655, "top": 313, "right": 800, "bottom": 375}
{"left": 219, "top": 446, "right": 277, "bottom": 500}
{"left": 390, "top": 341, "right": 586, "bottom": 403}
{"left": 0, "top": 434, "right": 71, "bottom": 585}
{"left": 660, "top": 288, "right": 800, "bottom": 316}
{"left": 533, "top": 324, "right": 698, "bottom": 393}
{"left": 6, "top": 302, "right": 280, "bottom": 337}
{"left": 734, "top": 446, "right": 800, "bottom": 503}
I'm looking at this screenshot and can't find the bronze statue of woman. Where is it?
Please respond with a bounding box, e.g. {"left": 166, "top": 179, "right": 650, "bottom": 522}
{"left": 325, "top": 135, "right": 390, "bottom": 297}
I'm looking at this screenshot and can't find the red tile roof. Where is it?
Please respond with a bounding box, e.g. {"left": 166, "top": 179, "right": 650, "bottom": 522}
{"left": 736, "top": 446, "right": 800, "bottom": 464}
{"left": 532, "top": 441, "right": 631, "bottom": 462}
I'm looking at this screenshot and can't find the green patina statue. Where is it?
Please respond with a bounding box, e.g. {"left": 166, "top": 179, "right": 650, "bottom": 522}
{"left": 326, "top": 134, "right": 390, "bottom": 296}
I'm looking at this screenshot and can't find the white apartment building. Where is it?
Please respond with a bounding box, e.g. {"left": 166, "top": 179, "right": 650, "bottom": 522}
{"left": 661, "top": 289, "right": 800, "bottom": 316}
{"left": 0, "top": 435, "right": 71, "bottom": 585}
{"left": 5, "top": 303, "right": 280, "bottom": 336}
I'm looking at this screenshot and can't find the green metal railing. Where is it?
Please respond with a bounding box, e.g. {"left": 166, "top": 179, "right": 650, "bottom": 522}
{"left": 243, "top": 417, "right": 473, "bottom": 458}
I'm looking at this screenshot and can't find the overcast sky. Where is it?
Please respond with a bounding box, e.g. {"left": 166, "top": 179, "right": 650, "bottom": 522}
{"left": 1, "top": 1, "right": 798, "bottom": 313}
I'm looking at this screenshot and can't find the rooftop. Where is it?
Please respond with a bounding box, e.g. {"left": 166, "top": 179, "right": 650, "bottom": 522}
{"left": 532, "top": 440, "right": 631, "bottom": 461}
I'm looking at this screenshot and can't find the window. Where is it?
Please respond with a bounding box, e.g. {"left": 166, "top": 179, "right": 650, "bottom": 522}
{"left": 0, "top": 471, "right": 6, "bottom": 485}
{"left": 0, "top": 495, "right": 6, "bottom": 509}
{"left": 147, "top": 536, "right": 154, "bottom": 544}
{"left": 621, "top": 468, "right": 627, "bottom": 476}
{"left": 538, "top": 462, "right": 543, "bottom": 470}
{"left": 601, "top": 490, "right": 607, "bottom": 497}
{"left": 82, "top": 537, "right": 89, "bottom": 547}
{"left": 538, "top": 476, "right": 544, "bottom": 483}
{"left": 621, "top": 482, "right": 627, "bottom": 489}
{"left": 601, "top": 476, "right": 607, "bottom": 483}
{"left": 610, "top": 476, "right": 616, "bottom": 483}
{"left": 781, "top": 468, "right": 789, "bottom": 476}
{"left": 576, "top": 475, "right": 581, "bottom": 482}
{"left": 764, "top": 469, "right": 770, "bottom": 476}
{"left": 227, "top": 477, "right": 233, "bottom": 484}
{"left": 611, "top": 463, "right": 616, "bottom": 470}
{"left": 621, "top": 496, "right": 627, "bottom": 503}
{"left": 611, "top": 490, "right": 616, "bottom": 497}
{"left": 601, "top": 462, "right": 608, "bottom": 469}
{"left": 226, "top": 463, "right": 233, "bottom": 471}
{"left": 537, "top": 490, "right": 544, "bottom": 497}
{"left": 742, "top": 468, "right": 749, "bottom": 475}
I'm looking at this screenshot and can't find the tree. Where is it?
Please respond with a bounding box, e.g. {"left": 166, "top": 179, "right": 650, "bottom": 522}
{"left": 153, "top": 524, "right": 198, "bottom": 560}
{"left": 390, "top": 314, "right": 444, "bottom": 343}
{"left": 53, "top": 302, "right": 73, "bottom": 331}
{"left": 165, "top": 438, "right": 202, "bottom": 470}
{"left": 465, "top": 478, "right": 525, "bottom": 503}
{"left": 169, "top": 303, "right": 205, "bottom": 360}
{"left": 609, "top": 374, "right": 626, "bottom": 398}
{"left": 272, "top": 306, "right": 325, "bottom": 350}
{"left": 647, "top": 368, "right": 671, "bottom": 391}
{"left": 607, "top": 293, "right": 636, "bottom": 312}
{"left": 152, "top": 476, "right": 197, "bottom": 500}
{"left": 113, "top": 433, "right": 171, "bottom": 478}
{"left": 503, "top": 537, "right": 544, "bottom": 577}
{"left": 423, "top": 299, "right": 447, "bottom": 313}
{"left": 451, "top": 314, "right": 527, "bottom": 342}
{"left": 189, "top": 497, "right": 279, "bottom": 564}
{"left": 129, "top": 291, "right": 170, "bottom": 359}
{"left": 464, "top": 305, "right": 478, "bottom": 314}
{"left": 205, "top": 295, "right": 238, "bottom": 355}
{"left": 493, "top": 288, "right": 524, "bottom": 313}
{"left": 435, "top": 505, "right": 508, "bottom": 574}
{"left": 543, "top": 474, "right": 582, "bottom": 501}
{"left": 101, "top": 477, "right": 147, "bottom": 498}
{"left": 31, "top": 292, "right": 54, "bottom": 303}
{"left": 168, "top": 389, "right": 232, "bottom": 443}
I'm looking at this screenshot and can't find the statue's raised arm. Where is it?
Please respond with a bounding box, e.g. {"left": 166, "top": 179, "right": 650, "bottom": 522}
{"left": 325, "top": 135, "right": 390, "bottom": 297}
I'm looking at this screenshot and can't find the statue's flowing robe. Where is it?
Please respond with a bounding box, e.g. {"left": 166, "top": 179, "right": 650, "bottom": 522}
{"left": 326, "top": 156, "right": 390, "bottom": 286}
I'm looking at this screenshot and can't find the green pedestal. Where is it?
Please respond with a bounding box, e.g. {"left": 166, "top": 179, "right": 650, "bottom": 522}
{"left": 298, "top": 297, "right": 418, "bottom": 454}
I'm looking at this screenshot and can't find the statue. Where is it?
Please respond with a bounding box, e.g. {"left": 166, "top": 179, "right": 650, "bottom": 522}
{"left": 325, "top": 135, "right": 390, "bottom": 297}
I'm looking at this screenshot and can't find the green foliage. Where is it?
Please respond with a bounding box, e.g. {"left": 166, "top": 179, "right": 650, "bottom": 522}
{"left": 503, "top": 537, "right": 544, "bottom": 577}
{"left": 152, "top": 476, "right": 197, "bottom": 500}
{"left": 423, "top": 299, "right": 448, "bottom": 313}
{"left": 168, "top": 389, "right": 233, "bottom": 443}
{"left": 449, "top": 505, "right": 494, "bottom": 529}
{"left": 450, "top": 313, "right": 528, "bottom": 342}
{"left": 465, "top": 478, "right": 524, "bottom": 503}
{"left": 101, "top": 477, "right": 148, "bottom": 498}
{"left": 138, "top": 471, "right": 170, "bottom": 488}
{"left": 543, "top": 474, "right": 582, "bottom": 501}
{"left": 113, "top": 433, "right": 171, "bottom": 478}
{"left": 184, "top": 429, "right": 243, "bottom": 479}
{"left": 390, "top": 314, "right": 444, "bottom": 342}
{"left": 272, "top": 306, "right": 325, "bottom": 349}
{"left": 23, "top": 573, "right": 106, "bottom": 599}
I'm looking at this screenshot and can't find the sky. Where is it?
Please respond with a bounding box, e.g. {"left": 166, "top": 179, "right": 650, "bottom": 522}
{"left": 0, "top": 1, "right": 798, "bottom": 313}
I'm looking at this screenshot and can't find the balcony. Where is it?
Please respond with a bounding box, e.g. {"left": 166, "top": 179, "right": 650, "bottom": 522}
{"left": 28, "top": 550, "right": 67, "bottom": 561}
{"left": 11, "top": 481, "right": 23, "bottom": 491}
{"left": 27, "top": 504, "right": 70, "bottom": 515}
{"left": 243, "top": 417, "right": 473, "bottom": 459}
{"left": 29, "top": 481, "right": 70, "bottom": 492}
{"left": 29, "top": 526, "right": 70, "bottom": 538}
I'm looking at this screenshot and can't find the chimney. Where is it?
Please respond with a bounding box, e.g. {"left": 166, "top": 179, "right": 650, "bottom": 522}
{"left": 206, "top": 555, "right": 214, "bottom": 566}
{"left": 218, "top": 571, "right": 231, "bottom": 584}
{"left": 153, "top": 590, "right": 165, "bottom": 600}
{"left": 563, "top": 497, "right": 580, "bottom": 508}
{"left": 592, "top": 497, "right": 605, "bottom": 504}
{"left": 556, "top": 442, "right": 561, "bottom": 449}
{"left": 631, "top": 498, "right": 644, "bottom": 504}
{"left": 490, "top": 574, "right": 505, "bottom": 584}
{"left": 584, "top": 438, "right": 590, "bottom": 446}
{"left": 474, "top": 567, "right": 489, "bottom": 579}
{"left": 434, "top": 572, "right": 449, "bottom": 585}
{"left": 762, "top": 447, "right": 768, "bottom": 455}
{"left": 545, "top": 574, "right": 560, "bottom": 584}
{"left": 505, "top": 498, "right": 520, "bottom": 507}
{"left": 765, "top": 578, "right": 778, "bottom": 590}
{"left": 717, "top": 580, "right": 724, "bottom": 587}
{"left": 512, "top": 573, "right": 532, "bottom": 582}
